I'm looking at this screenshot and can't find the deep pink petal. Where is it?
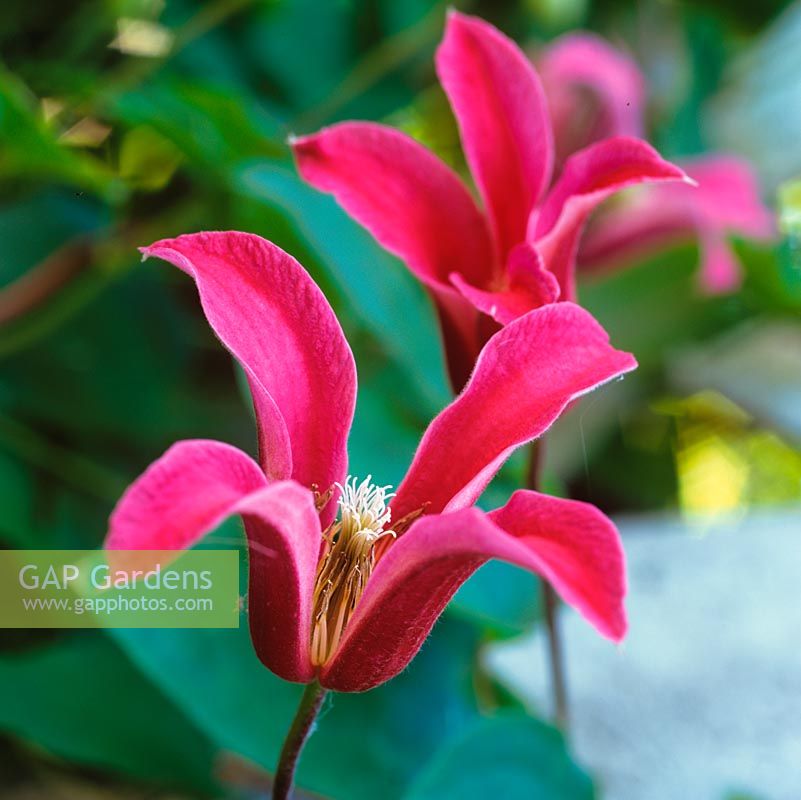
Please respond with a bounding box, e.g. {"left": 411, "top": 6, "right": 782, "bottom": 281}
{"left": 487, "top": 490, "right": 626, "bottom": 641}
{"left": 578, "top": 199, "right": 693, "bottom": 269}
{"left": 142, "top": 232, "right": 356, "bottom": 508}
{"left": 697, "top": 232, "right": 742, "bottom": 294}
{"left": 322, "top": 494, "right": 625, "bottom": 692}
{"left": 393, "top": 303, "right": 636, "bottom": 519}
{"left": 105, "top": 440, "right": 321, "bottom": 683}
{"left": 683, "top": 155, "right": 774, "bottom": 234}
{"left": 534, "top": 137, "right": 691, "bottom": 300}
{"left": 436, "top": 11, "right": 554, "bottom": 260}
{"left": 291, "top": 122, "right": 495, "bottom": 290}
{"left": 106, "top": 440, "right": 267, "bottom": 551}
{"left": 578, "top": 155, "right": 774, "bottom": 294}
{"left": 450, "top": 242, "right": 560, "bottom": 325}
{"left": 237, "top": 482, "right": 321, "bottom": 684}
{"left": 540, "top": 32, "right": 645, "bottom": 160}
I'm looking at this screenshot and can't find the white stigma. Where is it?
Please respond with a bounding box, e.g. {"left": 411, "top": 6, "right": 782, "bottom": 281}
{"left": 336, "top": 475, "right": 395, "bottom": 540}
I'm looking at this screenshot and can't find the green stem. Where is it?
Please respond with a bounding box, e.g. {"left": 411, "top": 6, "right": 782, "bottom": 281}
{"left": 272, "top": 681, "right": 327, "bottom": 800}
{"left": 0, "top": 413, "right": 127, "bottom": 503}
{"left": 292, "top": 1, "right": 445, "bottom": 130}
{"left": 526, "top": 441, "right": 569, "bottom": 731}
{"left": 542, "top": 578, "right": 568, "bottom": 730}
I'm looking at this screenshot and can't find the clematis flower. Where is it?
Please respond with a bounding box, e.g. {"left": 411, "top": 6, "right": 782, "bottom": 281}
{"left": 105, "top": 231, "right": 636, "bottom": 693}
{"left": 291, "top": 11, "right": 689, "bottom": 391}
{"left": 539, "top": 32, "right": 775, "bottom": 293}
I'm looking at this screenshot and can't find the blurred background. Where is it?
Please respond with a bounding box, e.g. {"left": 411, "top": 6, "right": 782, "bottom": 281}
{"left": 1, "top": 0, "right": 800, "bottom": 798}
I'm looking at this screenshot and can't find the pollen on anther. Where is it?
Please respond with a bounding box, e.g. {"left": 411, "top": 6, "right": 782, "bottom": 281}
{"left": 309, "top": 475, "right": 396, "bottom": 667}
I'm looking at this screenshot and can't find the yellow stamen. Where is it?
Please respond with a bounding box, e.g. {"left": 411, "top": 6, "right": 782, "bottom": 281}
{"left": 310, "top": 476, "right": 395, "bottom": 666}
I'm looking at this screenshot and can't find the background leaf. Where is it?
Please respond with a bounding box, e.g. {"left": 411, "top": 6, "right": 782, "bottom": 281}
{"left": 0, "top": 632, "right": 219, "bottom": 793}
{"left": 405, "top": 713, "right": 595, "bottom": 800}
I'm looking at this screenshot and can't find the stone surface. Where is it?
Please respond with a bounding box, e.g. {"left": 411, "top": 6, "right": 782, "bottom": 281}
{"left": 488, "top": 510, "right": 801, "bottom": 800}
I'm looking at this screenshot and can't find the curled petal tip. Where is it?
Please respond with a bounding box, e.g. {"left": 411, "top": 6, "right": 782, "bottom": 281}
{"left": 610, "top": 617, "right": 628, "bottom": 643}
{"left": 287, "top": 131, "right": 314, "bottom": 150}
{"left": 619, "top": 355, "right": 638, "bottom": 376}
{"left": 140, "top": 240, "right": 168, "bottom": 256}
{"left": 138, "top": 245, "right": 154, "bottom": 262}
{"left": 288, "top": 132, "right": 319, "bottom": 157}
{"left": 133, "top": 231, "right": 356, "bottom": 496}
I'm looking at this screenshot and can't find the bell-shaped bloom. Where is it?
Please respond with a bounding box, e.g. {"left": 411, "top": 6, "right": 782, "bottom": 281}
{"left": 105, "top": 231, "right": 636, "bottom": 693}
{"left": 291, "top": 11, "right": 688, "bottom": 391}
{"left": 540, "top": 32, "right": 775, "bottom": 293}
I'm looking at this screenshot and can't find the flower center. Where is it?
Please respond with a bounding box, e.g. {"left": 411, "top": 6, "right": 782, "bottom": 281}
{"left": 310, "top": 476, "right": 396, "bottom": 667}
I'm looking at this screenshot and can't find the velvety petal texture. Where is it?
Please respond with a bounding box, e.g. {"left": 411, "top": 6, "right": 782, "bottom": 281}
{"left": 102, "top": 13, "right": 683, "bottom": 696}
{"left": 142, "top": 232, "right": 357, "bottom": 505}
{"left": 449, "top": 243, "right": 559, "bottom": 325}
{"left": 393, "top": 302, "right": 636, "bottom": 519}
{"left": 292, "top": 12, "right": 689, "bottom": 358}
{"left": 323, "top": 490, "right": 625, "bottom": 692}
{"left": 290, "top": 122, "right": 495, "bottom": 390}
{"left": 106, "top": 440, "right": 267, "bottom": 551}
{"left": 488, "top": 491, "right": 626, "bottom": 640}
{"left": 534, "top": 137, "right": 692, "bottom": 299}
{"left": 105, "top": 204, "right": 638, "bottom": 693}
{"left": 291, "top": 122, "right": 494, "bottom": 290}
{"left": 106, "top": 440, "right": 321, "bottom": 683}
{"left": 436, "top": 10, "right": 553, "bottom": 259}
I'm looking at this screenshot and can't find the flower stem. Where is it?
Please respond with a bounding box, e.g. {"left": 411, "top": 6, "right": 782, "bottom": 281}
{"left": 542, "top": 580, "right": 568, "bottom": 730}
{"left": 273, "top": 681, "right": 327, "bottom": 800}
{"left": 526, "top": 441, "right": 569, "bottom": 731}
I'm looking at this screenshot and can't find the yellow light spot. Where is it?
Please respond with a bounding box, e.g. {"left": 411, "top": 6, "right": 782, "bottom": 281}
{"left": 677, "top": 433, "right": 748, "bottom": 519}
{"left": 59, "top": 118, "right": 112, "bottom": 148}
{"left": 110, "top": 18, "right": 173, "bottom": 58}
{"left": 41, "top": 97, "right": 64, "bottom": 124}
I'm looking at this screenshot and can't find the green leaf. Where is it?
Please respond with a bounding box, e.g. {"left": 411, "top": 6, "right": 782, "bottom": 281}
{"left": 244, "top": 0, "right": 353, "bottom": 109}
{"left": 450, "top": 562, "right": 542, "bottom": 639}
{"left": 0, "top": 69, "right": 118, "bottom": 198}
{"left": 738, "top": 239, "right": 801, "bottom": 313}
{"left": 236, "top": 162, "right": 449, "bottom": 410}
{"left": 107, "top": 78, "right": 283, "bottom": 175}
{"left": 0, "top": 632, "right": 219, "bottom": 793}
{"left": 405, "top": 713, "right": 595, "bottom": 800}
{"left": 349, "top": 364, "right": 429, "bottom": 486}
{"left": 0, "top": 265, "right": 248, "bottom": 447}
{"left": 0, "top": 451, "right": 34, "bottom": 546}
{"left": 118, "top": 125, "right": 183, "bottom": 190}
{"left": 0, "top": 190, "right": 106, "bottom": 284}
{"left": 578, "top": 245, "right": 743, "bottom": 371}
{"left": 109, "top": 574, "right": 484, "bottom": 800}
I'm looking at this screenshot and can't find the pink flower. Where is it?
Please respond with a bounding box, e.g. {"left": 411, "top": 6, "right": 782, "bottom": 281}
{"left": 540, "top": 32, "right": 775, "bottom": 293}
{"left": 291, "top": 12, "right": 689, "bottom": 390}
{"left": 538, "top": 33, "right": 646, "bottom": 164}
{"left": 105, "top": 231, "right": 635, "bottom": 692}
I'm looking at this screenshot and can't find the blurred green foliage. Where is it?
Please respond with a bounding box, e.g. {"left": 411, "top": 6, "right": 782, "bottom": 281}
{"left": 0, "top": 0, "right": 799, "bottom": 797}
